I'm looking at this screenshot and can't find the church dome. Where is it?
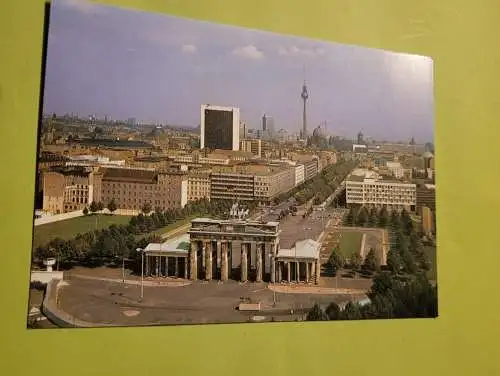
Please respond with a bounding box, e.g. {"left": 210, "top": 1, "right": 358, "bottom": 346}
{"left": 422, "top": 151, "right": 434, "bottom": 159}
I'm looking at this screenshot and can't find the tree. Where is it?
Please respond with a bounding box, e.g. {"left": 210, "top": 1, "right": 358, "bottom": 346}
{"left": 154, "top": 206, "right": 163, "bottom": 215}
{"left": 368, "top": 207, "right": 378, "bottom": 227}
{"left": 325, "top": 302, "right": 341, "bottom": 320}
{"left": 328, "top": 248, "right": 344, "bottom": 275}
{"left": 89, "top": 201, "right": 99, "bottom": 214}
{"left": 306, "top": 303, "right": 326, "bottom": 321}
{"left": 83, "top": 207, "right": 89, "bottom": 216}
{"left": 350, "top": 251, "right": 362, "bottom": 273}
{"left": 362, "top": 248, "right": 379, "bottom": 275}
{"left": 342, "top": 302, "right": 363, "bottom": 320}
{"left": 378, "top": 207, "right": 389, "bottom": 228}
{"left": 346, "top": 207, "right": 355, "bottom": 226}
{"left": 387, "top": 249, "right": 402, "bottom": 273}
{"left": 142, "top": 202, "right": 152, "bottom": 214}
{"left": 96, "top": 201, "right": 104, "bottom": 212}
{"left": 107, "top": 199, "right": 117, "bottom": 214}
{"left": 355, "top": 207, "right": 368, "bottom": 227}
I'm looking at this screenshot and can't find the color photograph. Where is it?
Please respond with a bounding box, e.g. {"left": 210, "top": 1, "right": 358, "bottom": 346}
{"left": 28, "top": 0, "right": 437, "bottom": 328}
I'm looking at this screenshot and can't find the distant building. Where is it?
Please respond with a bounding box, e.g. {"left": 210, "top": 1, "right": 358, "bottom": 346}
{"left": 262, "top": 114, "right": 275, "bottom": 139}
{"left": 386, "top": 161, "right": 404, "bottom": 178}
{"left": 346, "top": 168, "right": 416, "bottom": 211}
{"left": 240, "top": 139, "right": 262, "bottom": 158}
{"left": 200, "top": 104, "right": 240, "bottom": 151}
{"left": 352, "top": 144, "right": 368, "bottom": 153}
{"left": 357, "top": 131, "right": 364, "bottom": 145}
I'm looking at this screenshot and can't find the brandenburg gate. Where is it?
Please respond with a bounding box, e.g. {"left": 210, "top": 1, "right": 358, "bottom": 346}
{"left": 188, "top": 218, "right": 281, "bottom": 283}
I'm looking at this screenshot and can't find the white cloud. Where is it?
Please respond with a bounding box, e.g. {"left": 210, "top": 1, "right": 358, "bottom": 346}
{"left": 59, "top": 0, "right": 103, "bottom": 15}
{"left": 231, "top": 45, "right": 264, "bottom": 60}
{"left": 181, "top": 44, "right": 197, "bottom": 53}
{"left": 278, "top": 46, "right": 325, "bottom": 58}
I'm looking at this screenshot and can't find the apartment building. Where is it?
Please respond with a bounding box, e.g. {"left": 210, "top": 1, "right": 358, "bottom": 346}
{"left": 187, "top": 170, "right": 211, "bottom": 202}
{"left": 346, "top": 169, "right": 416, "bottom": 211}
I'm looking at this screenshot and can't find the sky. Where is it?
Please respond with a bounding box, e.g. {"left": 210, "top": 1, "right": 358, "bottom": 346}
{"left": 43, "top": 0, "right": 435, "bottom": 142}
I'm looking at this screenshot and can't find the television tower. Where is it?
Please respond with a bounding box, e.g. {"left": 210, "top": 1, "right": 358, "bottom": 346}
{"left": 301, "top": 66, "right": 309, "bottom": 139}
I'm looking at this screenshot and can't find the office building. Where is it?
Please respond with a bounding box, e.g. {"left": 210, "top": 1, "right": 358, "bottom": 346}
{"left": 346, "top": 169, "right": 417, "bottom": 211}
{"left": 200, "top": 104, "right": 240, "bottom": 151}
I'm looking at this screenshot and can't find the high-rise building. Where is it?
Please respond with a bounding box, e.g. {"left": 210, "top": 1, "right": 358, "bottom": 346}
{"left": 262, "top": 114, "right": 275, "bottom": 139}
{"left": 200, "top": 104, "right": 240, "bottom": 151}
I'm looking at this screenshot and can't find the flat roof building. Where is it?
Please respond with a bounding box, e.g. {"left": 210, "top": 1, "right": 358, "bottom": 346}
{"left": 200, "top": 104, "right": 240, "bottom": 151}
{"left": 346, "top": 168, "right": 416, "bottom": 211}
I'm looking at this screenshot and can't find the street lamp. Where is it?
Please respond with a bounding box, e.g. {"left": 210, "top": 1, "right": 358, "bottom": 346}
{"left": 136, "top": 248, "right": 144, "bottom": 301}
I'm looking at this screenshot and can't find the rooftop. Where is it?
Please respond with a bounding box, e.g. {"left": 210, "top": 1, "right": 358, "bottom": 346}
{"left": 277, "top": 239, "right": 321, "bottom": 260}
{"left": 144, "top": 234, "right": 190, "bottom": 254}
{"left": 191, "top": 217, "right": 279, "bottom": 227}
{"left": 102, "top": 167, "right": 156, "bottom": 183}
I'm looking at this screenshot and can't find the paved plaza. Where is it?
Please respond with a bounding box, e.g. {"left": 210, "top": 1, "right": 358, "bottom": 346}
{"left": 56, "top": 278, "right": 365, "bottom": 326}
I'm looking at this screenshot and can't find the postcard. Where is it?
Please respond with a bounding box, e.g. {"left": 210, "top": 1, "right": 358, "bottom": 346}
{"left": 28, "top": 0, "right": 436, "bottom": 328}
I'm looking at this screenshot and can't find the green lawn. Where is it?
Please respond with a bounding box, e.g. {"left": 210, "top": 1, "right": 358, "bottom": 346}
{"left": 339, "top": 231, "right": 364, "bottom": 257}
{"left": 33, "top": 214, "right": 132, "bottom": 249}
{"left": 424, "top": 246, "right": 437, "bottom": 281}
{"left": 150, "top": 215, "right": 197, "bottom": 237}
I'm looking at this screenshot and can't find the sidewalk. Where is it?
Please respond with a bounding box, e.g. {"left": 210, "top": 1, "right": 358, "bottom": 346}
{"left": 268, "top": 284, "right": 365, "bottom": 295}
{"left": 68, "top": 274, "right": 191, "bottom": 287}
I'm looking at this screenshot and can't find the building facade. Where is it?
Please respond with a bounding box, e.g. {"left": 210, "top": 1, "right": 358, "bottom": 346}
{"left": 42, "top": 167, "right": 99, "bottom": 214}
{"left": 210, "top": 171, "right": 255, "bottom": 201}
{"left": 416, "top": 183, "right": 436, "bottom": 214}
{"left": 294, "top": 164, "right": 305, "bottom": 186}
{"left": 187, "top": 170, "right": 211, "bottom": 202}
{"left": 240, "top": 139, "right": 262, "bottom": 158}
{"left": 100, "top": 168, "right": 188, "bottom": 211}
{"left": 346, "top": 170, "right": 416, "bottom": 211}
{"left": 303, "top": 158, "right": 320, "bottom": 181}
{"left": 254, "top": 167, "right": 295, "bottom": 204}
{"left": 200, "top": 104, "right": 240, "bottom": 151}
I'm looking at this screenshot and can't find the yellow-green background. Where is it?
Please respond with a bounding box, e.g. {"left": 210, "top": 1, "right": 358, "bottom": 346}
{"left": 1, "top": 0, "right": 499, "bottom": 375}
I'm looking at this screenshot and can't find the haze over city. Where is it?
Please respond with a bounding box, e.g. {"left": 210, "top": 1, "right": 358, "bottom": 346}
{"left": 44, "top": 0, "right": 434, "bottom": 142}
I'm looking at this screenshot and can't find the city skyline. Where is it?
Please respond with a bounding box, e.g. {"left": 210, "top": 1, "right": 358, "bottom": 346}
{"left": 43, "top": 0, "right": 434, "bottom": 142}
